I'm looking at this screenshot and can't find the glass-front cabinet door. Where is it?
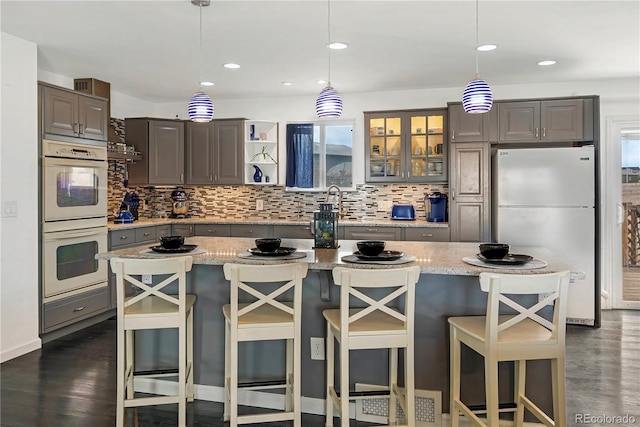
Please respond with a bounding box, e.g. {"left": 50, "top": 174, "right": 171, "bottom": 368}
{"left": 365, "top": 109, "right": 446, "bottom": 183}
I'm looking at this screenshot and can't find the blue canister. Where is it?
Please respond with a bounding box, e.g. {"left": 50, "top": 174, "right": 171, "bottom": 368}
{"left": 425, "top": 192, "right": 448, "bottom": 222}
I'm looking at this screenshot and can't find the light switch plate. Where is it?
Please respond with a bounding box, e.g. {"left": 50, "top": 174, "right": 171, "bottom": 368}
{"left": 2, "top": 200, "right": 18, "bottom": 218}
{"left": 378, "top": 200, "right": 392, "bottom": 212}
{"left": 256, "top": 199, "right": 264, "bottom": 211}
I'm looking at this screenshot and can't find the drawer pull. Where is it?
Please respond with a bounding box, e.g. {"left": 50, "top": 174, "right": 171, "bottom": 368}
{"left": 73, "top": 306, "right": 86, "bottom": 312}
{"left": 365, "top": 228, "right": 378, "bottom": 232}
{"left": 143, "top": 232, "right": 151, "bottom": 236}
{"left": 120, "top": 236, "right": 128, "bottom": 240}
{"left": 207, "top": 229, "right": 216, "bottom": 233}
{"left": 422, "top": 233, "right": 433, "bottom": 237}
{"left": 244, "top": 230, "right": 254, "bottom": 234}
{"left": 302, "top": 227, "right": 310, "bottom": 230}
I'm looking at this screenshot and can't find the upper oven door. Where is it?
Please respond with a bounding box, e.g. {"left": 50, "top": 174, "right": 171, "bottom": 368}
{"left": 43, "top": 157, "right": 108, "bottom": 221}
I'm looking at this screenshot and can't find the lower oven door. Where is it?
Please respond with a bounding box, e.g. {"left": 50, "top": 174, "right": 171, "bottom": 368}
{"left": 43, "top": 225, "right": 108, "bottom": 300}
{"left": 43, "top": 156, "right": 108, "bottom": 221}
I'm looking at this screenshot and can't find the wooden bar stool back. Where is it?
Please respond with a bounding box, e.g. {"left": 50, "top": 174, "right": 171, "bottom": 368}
{"left": 448, "top": 270, "right": 571, "bottom": 427}
{"left": 324, "top": 266, "right": 421, "bottom": 427}
{"left": 110, "top": 256, "right": 196, "bottom": 427}
{"left": 222, "top": 262, "right": 309, "bottom": 426}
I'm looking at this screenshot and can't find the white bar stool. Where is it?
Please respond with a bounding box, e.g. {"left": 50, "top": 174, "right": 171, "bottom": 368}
{"left": 222, "top": 262, "right": 309, "bottom": 426}
{"left": 324, "top": 266, "right": 421, "bottom": 427}
{"left": 110, "top": 256, "right": 196, "bottom": 427}
{"left": 448, "top": 271, "right": 571, "bottom": 427}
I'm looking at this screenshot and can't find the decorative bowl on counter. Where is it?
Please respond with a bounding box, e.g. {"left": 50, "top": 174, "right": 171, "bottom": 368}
{"left": 356, "top": 240, "right": 386, "bottom": 256}
{"left": 160, "top": 235, "right": 185, "bottom": 249}
{"left": 255, "top": 238, "right": 281, "bottom": 253}
{"left": 479, "top": 243, "right": 509, "bottom": 259}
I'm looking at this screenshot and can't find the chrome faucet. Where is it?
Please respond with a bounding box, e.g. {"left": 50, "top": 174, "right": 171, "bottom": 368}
{"left": 325, "top": 185, "right": 347, "bottom": 219}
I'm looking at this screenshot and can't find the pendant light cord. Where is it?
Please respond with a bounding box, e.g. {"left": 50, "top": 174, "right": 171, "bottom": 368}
{"left": 327, "top": 0, "right": 332, "bottom": 86}
{"left": 199, "top": 2, "right": 204, "bottom": 89}
{"left": 474, "top": 0, "right": 479, "bottom": 78}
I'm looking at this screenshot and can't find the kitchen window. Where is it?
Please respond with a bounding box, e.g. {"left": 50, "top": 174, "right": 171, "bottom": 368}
{"left": 285, "top": 120, "right": 354, "bottom": 191}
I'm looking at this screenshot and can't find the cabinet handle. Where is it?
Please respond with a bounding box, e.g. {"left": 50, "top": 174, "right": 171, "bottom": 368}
{"left": 180, "top": 173, "right": 184, "bottom": 182}
{"left": 422, "top": 233, "right": 433, "bottom": 237}
{"left": 542, "top": 127, "right": 546, "bottom": 138}
{"left": 73, "top": 123, "right": 79, "bottom": 135}
{"left": 407, "top": 170, "right": 411, "bottom": 178}
{"left": 210, "top": 175, "right": 213, "bottom": 181}
{"left": 452, "top": 189, "right": 455, "bottom": 200}
{"left": 244, "top": 230, "right": 253, "bottom": 234}
{"left": 302, "top": 226, "right": 310, "bottom": 230}
{"left": 207, "top": 229, "right": 216, "bottom": 233}
{"left": 73, "top": 306, "right": 86, "bottom": 312}
{"left": 365, "top": 228, "right": 378, "bottom": 232}
{"left": 451, "top": 130, "right": 455, "bottom": 140}
{"left": 79, "top": 123, "right": 84, "bottom": 135}
{"left": 535, "top": 128, "right": 539, "bottom": 138}
{"left": 120, "top": 235, "right": 128, "bottom": 240}
{"left": 143, "top": 232, "right": 151, "bottom": 236}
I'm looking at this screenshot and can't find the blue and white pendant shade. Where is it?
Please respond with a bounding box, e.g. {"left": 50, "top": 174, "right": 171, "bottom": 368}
{"left": 188, "top": 92, "right": 214, "bottom": 122}
{"left": 315, "top": 86, "right": 343, "bottom": 118}
{"left": 462, "top": 78, "right": 493, "bottom": 114}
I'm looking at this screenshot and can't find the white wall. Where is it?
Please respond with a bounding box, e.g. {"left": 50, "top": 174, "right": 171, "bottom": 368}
{"left": 1, "top": 32, "right": 41, "bottom": 362}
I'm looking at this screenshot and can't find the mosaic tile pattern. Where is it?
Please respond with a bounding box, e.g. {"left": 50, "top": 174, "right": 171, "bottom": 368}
{"left": 108, "top": 118, "right": 449, "bottom": 221}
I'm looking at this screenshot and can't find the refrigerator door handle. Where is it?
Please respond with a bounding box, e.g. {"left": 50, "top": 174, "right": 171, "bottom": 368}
{"left": 617, "top": 203, "right": 624, "bottom": 225}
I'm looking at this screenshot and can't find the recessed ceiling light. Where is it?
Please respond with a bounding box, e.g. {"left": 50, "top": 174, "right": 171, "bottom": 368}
{"left": 317, "top": 79, "right": 327, "bottom": 84}
{"left": 538, "top": 60, "right": 557, "bottom": 66}
{"left": 223, "top": 63, "right": 240, "bottom": 69}
{"left": 327, "top": 42, "right": 349, "bottom": 50}
{"left": 281, "top": 81, "right": 293, "bottom": 86}
{"left": 477, "top": 44, "right": 497, "bottom": 51}
{"left": 200, "top": 81, "right": 214, "bottom": 86}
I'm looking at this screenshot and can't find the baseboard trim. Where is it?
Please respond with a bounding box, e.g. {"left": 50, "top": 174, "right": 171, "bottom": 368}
{"left": 1, "top": 338, "right": 42, "bottom": 363}
{"left": 135, "top": 379, "right": 545, "bottom": 425}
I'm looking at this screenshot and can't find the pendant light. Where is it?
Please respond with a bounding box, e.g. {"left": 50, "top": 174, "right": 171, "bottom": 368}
{"left": 188, "top": 0, "right": 214, "bottom": 122}
{"left": 462, "top": 0, "right": 493, "bottom": 114}
{"left": 315, "top": 0, "right": 343, "bottom": 118}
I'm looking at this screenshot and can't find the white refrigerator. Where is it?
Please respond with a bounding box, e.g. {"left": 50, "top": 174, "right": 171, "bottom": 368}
{"left": 493, "top": 146, "right": 596, "bottom": 325}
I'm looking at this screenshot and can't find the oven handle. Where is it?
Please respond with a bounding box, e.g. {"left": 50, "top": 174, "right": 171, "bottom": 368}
{"left": 44, "top": 156, "right": 107, "bottom": 169}
{"left": 44, "top": 227, "right": 108, "bottom": 241}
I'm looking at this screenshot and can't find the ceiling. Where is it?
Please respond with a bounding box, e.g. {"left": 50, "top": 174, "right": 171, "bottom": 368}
{"left": 2, "top": 1, "right": 639, "bottom": 104}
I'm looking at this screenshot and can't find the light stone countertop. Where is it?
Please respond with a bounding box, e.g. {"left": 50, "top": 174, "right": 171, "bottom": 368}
{"left": 97, "top": 236, "right": 573, "bottom": 276}
{"left": 107, "top": 217, "right": 449, "bottom": 230}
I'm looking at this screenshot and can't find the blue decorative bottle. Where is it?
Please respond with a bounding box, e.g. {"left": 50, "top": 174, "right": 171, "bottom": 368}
{"left": 253, "top": 165, "right": 263, "bottom": 182}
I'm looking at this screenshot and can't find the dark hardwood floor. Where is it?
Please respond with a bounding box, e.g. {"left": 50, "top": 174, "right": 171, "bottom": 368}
{"left": 1, "top": 310, "right": 638, "bottom": 427}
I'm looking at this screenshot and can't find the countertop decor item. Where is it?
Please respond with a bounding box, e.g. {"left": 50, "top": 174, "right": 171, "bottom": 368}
{"left": 478, "top": 242, "right": 509, "bottom": 259}
{"left": 356, "top": 240, "right": 386, "bottom": 256}
{"left": 252, "top": 165, "right": 263, "bottom": 182}
{"left": 391, "top": 204, "right": 416, "bottom": 220}
{"left": 160, "top": 235, "right": 185, "bottom": 249}
{"left": 255, "top": 237, "right": 281, "bottom": 252}
{"left": 249, "top": 145, "right": 276, "bottom": 163}
{"left": 462, "top": 0, "right": 493, "bottom": 113}
{"left": 187, "top": 0, "right": 214, "bottom": 122}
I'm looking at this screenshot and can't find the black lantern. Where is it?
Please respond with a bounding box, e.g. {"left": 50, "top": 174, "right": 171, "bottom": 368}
{"left": 314, "top": 202, "right": 339, "bottom": 249}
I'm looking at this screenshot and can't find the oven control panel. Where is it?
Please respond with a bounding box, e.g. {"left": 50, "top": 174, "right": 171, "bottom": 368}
{"left": 42, "top": 139, "right": 107, "bottom": 161}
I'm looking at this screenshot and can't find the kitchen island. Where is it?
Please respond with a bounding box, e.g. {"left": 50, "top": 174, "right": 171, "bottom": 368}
{"left": 97, "top": 237, "right": 573, "bottom": 421}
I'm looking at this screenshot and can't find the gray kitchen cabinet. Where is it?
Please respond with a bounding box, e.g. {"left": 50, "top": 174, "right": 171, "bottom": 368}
{"left": 172, "top": 224, "right": 195, "bottom": 237}
{"left": 449, "top": 142, "right": 490, "bottom": 242}
{"left": 157, "top": 225, "right": 172, "bottom": 238}
{"left": 230, "top": 224, "right": 271, "bottom": 238}
{"left": 448, "top": 102, "right": 497, "bottom": 143}
{"left": 364, "top": 109, "right": 447, "bottom": 183}
{"left": 42, "top": 286, "right": 110, "bottom": 334}
{"left": 343, "top": 226, "right": 401, "bottom": 241}
{"left": 109, "top": 228, "right": 137, "bottom": 249}
{"left": 186, "top": 119, "right": 244, "bottom": 185}
{"left": 40, "top": 83, "right": 108, "bottom": 142}
{"left": 195, "top": 224, "right": 231, "bottom": 237}
{"left": 404, "top": 227, "right": 450, "bottom": 242}
{"left": 498, "top": 99, "right": 584, "bottom": 143}
{"left": 126, "top": 118, "right": 185, "bottom": 186}
{"left": 273, "top": 224, "right": 313, "bottom": 239}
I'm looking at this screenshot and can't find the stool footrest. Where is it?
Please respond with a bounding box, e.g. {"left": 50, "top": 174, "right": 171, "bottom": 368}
{"left": 134, "top": 368, "right": 179, "bottom": 376}
{"left": 336, "top": 389, "right": 391, "bottom": 398}
{"left": 467, "top": 402, "right": 517, "bottom": 412}
{"left": 238, "top": 379, "right": 286, "bottom": 388}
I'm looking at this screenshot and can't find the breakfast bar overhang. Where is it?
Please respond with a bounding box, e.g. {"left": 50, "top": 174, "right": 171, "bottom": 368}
{"left": 96, "top": 237, "right": 574, "bottom": 421}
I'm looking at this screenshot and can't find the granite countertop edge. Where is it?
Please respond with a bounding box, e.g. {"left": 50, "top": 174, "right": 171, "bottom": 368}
{"left": 108, "top": 217, "right": 449, "bottom": 230}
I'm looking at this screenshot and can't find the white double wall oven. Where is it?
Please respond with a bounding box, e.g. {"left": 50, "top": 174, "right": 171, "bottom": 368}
{"left": 41, "top": 139, "right": 108, "bottom": 302}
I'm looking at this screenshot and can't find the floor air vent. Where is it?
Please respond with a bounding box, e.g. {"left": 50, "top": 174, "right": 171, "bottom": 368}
{"left": 355, "top": 383, "right": 442, "bottom": 426}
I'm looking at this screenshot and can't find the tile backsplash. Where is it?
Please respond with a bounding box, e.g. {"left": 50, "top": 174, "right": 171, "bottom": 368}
{"left": 108, "top": 118, "right": 447, "bottom": 221}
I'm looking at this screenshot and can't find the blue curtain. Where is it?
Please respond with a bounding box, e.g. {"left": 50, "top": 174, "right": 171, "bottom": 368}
{"left": 286, "top": 124, "right": 314, "bottom": 188}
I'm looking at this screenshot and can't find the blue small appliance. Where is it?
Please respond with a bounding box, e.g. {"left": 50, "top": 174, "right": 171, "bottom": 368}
{"left": 426, "top": 192, "right": 448, "bottom": 222}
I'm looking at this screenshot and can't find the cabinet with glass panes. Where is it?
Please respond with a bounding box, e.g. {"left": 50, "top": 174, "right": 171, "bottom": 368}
{"left": 364, "top": 109, "right": 447, "bottom": 183}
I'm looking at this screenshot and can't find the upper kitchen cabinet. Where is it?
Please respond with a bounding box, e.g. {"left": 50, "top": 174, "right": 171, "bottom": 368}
{"left": 364, "top": 109, "right": 447, "bottom": 183}
{"left": 40, "top": 83, "right": 108, "bottom": 142}
{"left": 448, "top": 103, "right": 497, "bottom": 143}
{"left": 126, "top": 118, "right": 185, "bottom": 186}
{"left": 186, "top": 119, "right": 244, "bottom": 185}
{"left": 244, "top": 120, "right": 279, "bottom": 185}
{"left": 498, "top": 98, "right": 590, "bottom": 143}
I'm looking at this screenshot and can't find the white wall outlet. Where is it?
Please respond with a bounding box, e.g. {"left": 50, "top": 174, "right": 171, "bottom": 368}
{"left": 142, "top": 274, "right": 153, "bottom": 285}
{"left": 256, "top": 199, "right": 264, "bottom": 211}
{"left": 2, "top": 200, "right": 18, "bottom": 218}
{"left": 310, "top": 337, "right": 325, "bottom": 360}
{"left": 378, "top": 200, "right": 392, "bottom": 212}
